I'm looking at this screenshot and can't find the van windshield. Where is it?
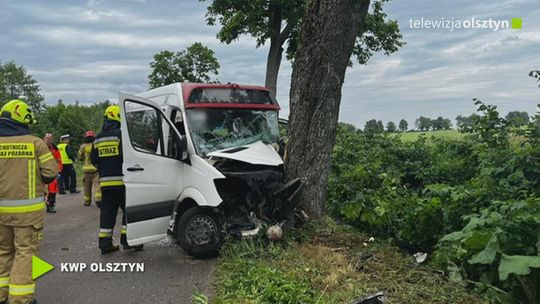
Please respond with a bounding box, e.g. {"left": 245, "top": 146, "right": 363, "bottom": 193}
{"left": 186, "top": 108, "right": 280, "bottom": 156}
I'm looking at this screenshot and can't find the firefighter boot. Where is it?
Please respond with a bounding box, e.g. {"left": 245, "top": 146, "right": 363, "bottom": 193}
{"left": 120, "top": 230, "right": 143, "bottom": 251}
{"left": 99, "top": 231, "right": 119, "bottom": 255}
{"left": 100, "top": 244, "right": 119, "bottom": 255}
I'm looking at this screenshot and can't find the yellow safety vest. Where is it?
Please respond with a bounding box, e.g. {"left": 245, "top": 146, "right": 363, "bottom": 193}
{"left": 57, "top": 143, "right": 73, "bottom": 165}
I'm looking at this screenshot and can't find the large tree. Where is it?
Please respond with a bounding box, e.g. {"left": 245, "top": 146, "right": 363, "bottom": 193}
{"left": 201, "top": 0, "right": 403, "bottom": 96}
{"left": 415, "top": 116, "right": 432, "bottom": 131}
{"left": 505, "top": 111, "right": 529, "bottom": 127}
{"left": 0, "top": 61, "right": 45, "bottom": 113}
{"left": 386, "top": 121, "right": 396, "bottom": 132}
{"left": 398, "top": 118, "right": 408, "bottom": 132}
{"left": 148, "top": 42, "right": 220, "bottom": 89}
{"left": 285, "top": 0, "right": 373, "bottom": 218}
{"left": 364, "top": 119, "right": 383, "bottom": 133}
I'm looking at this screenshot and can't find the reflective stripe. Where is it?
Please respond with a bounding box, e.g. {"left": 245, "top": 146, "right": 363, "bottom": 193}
{"left": 39, "top": 152, "right": 54, "bottom": 163}
{"left": 9, "top": 283, "right": 35, "bottom": 296}
{"left": 95, "top": 192, "right": 102, "bottom": 199}
{"left": 99, "top": 176, "right": 123, "bottom": 182}
{"left": 26, "top": 159, "right": 36, "bottom": 199}
{"left": 28, "top": 159, "right": 32, "bottom": 199}
{"left": 0, "top": 276, "right": 8, "bottom": 287}
{"left": 100, "top": 181, "right": 124, "bottom": 187}
{"left": 94, "top": 137, "right": 120, "bottom": 144}
{"left": 121, "top": 225, "right": 127, "bottom": 234}
{"left": 30, "top": 159, "right": 36, "bottom": 199}
{"left": 100, "top": 228, "right": 113, "bottom": 237}
{"left": 0, "top": 197, "right": 44, "bottom": 207}
{"left": 82, "top": 165, "right": 96, "bottom": 171}
{"left": 0, "top": 202, "right": 45, "bottom": 213}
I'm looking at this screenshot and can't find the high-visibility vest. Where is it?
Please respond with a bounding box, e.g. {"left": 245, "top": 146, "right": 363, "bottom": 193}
{"left": 57, "top": 143, "right": 73, "bottom": 165}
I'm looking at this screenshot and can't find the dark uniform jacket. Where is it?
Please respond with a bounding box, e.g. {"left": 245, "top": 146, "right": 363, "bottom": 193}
{"left": 90, "top": 120, "right": 124, "bottom": 189}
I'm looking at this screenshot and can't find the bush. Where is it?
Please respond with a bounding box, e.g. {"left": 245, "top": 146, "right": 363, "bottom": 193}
{"left": 328, "top": 101, "right": 540, "bottom": 302}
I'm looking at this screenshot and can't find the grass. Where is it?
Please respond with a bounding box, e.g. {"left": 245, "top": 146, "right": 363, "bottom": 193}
{"left": 395, "top": 130, "right": 464, "bottom": 142}
{"left": 208, "top": 221, "right": 486, "bottom": 304}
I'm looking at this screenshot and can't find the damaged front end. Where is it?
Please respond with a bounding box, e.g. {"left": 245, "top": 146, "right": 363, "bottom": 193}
{"left": 211, "top": 156, "right": 302, "bottom": 238}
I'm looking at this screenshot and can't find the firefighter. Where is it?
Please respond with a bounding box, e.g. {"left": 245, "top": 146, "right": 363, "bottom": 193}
{"left": 90, "top": 105, "right": 142, "bottom": 254}
{"left": 78, "top": 131, "right": 101, "bottom": 207}
{"left": 57, "top": 135, "right": 78, "bottom": 194}
{"left": 43, "top": 133, "right": 62, "bottom": 213}
{"left": 0, "top": 100, "right": 59, "bottom": 304}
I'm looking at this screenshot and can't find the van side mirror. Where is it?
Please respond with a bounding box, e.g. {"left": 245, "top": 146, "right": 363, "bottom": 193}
{"left": 176, "top": 135, "right": 188, "bottom": 162}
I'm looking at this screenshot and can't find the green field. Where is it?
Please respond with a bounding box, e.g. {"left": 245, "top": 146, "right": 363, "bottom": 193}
{"left": 395, "top": 130, "right": 464, "bottom": 142}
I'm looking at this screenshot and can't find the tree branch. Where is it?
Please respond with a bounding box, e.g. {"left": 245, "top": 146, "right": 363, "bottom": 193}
{"left": 277, "top": 21, "right": 295, "bottom": 46}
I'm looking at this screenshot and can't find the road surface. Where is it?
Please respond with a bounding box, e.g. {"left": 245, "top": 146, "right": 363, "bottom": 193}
{"left": 35, "top": 192, "right": 216, "bottom": 304}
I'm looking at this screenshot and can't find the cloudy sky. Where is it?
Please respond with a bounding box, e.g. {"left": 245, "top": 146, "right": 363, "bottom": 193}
{"left": 1, "top": 0, "right": 538, "bottom": 128}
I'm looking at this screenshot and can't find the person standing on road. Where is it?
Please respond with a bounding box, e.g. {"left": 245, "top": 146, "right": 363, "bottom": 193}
{"left": 43, "top": 133, "right": 63, "bottom": 213}
{"left": 57, "top": 134, "right": 79, "bottom": 194}
{"left": 0, "top": 100, "right": 59, "bottom": 304}
{"left": 91, "top": 105, "right": 143, "bottom": 254}
{"left": 78, "top": 130, "right": 101, "bottom": 207}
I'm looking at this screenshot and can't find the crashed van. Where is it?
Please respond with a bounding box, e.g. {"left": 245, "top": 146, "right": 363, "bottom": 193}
{"left": 119, "top": 83, "right": 302, "bottom": 258}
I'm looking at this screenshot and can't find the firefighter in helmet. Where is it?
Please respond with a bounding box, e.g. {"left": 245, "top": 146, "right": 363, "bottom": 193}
{"left": 0, "top": 100, "right": 59, "bottom": 304}
{"left": 90, "top": 105, "right": 143, "bottom": 254}
{"left": 78, "top": 130, "right": 101, "bottom": 207}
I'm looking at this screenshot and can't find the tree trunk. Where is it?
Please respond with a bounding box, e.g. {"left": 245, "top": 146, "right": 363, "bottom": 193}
{"left": 265, "top": 2, "right": 284, "bottom": 98}
{"left": 265, "top": 40, "right": 282, "bottom": 98}
{"left": 285, "top": 0, "right": 370, "bottom": 219}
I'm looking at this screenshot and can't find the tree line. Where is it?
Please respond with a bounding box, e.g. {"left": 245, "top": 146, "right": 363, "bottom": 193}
{"left": 362, "top": 111, "right": 531, "bottom": 133}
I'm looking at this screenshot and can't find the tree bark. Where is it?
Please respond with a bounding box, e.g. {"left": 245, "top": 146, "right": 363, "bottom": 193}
{"left": 285, "top": 0, "right": 371, "bottom": 219}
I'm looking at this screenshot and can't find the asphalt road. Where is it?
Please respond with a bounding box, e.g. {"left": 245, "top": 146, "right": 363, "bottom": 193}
{"left": 34, "top": 192, "right": 216, "bottom": 304}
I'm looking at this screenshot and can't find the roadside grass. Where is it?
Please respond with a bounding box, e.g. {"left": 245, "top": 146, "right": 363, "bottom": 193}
{"left": 210, "top": 221, "right": 486, "bottom": 304}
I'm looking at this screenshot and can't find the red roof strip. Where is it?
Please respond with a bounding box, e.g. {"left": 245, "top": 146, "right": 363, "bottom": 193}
{"left": 180, "top": 83, "right": 280, "bottom": 110}
{"left": 184, "top": 103, "right": 280, "bottom": 110}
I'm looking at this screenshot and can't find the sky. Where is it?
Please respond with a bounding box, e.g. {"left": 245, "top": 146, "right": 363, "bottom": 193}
{"left": 0, "top": 0, "right": 538, "bottom": 128}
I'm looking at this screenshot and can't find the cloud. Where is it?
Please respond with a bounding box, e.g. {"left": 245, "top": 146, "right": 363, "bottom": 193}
{"left": 0, "top": 0, "right": 538, "bottom": 128}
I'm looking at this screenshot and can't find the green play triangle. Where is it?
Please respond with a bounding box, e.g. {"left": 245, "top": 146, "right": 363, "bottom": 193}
{"left": 32, "top": 256, "right": 54, "bottom": 280}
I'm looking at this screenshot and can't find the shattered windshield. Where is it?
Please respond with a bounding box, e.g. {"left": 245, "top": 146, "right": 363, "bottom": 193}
{"left": 186, "top": 109, "right": 280, "bottom": 156}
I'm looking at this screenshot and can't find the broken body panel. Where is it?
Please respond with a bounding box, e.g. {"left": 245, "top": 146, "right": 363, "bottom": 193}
{"left": 119, "top": 83, "right": 302, "bottom": 257}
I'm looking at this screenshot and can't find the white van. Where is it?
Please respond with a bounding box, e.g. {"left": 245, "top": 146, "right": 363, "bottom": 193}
{"left": 119, "top": 83, "right": 302, "bottom": 258}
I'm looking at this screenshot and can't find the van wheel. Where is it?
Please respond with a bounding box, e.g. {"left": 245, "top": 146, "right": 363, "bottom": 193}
{"left": 176, "top": 207, "right": 222, "bottom": 259}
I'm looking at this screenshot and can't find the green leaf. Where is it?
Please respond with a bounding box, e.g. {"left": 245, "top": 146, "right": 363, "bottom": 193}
{"left": 463, "top": 231, "right": 492, "bottom": 250}
{"left": 468, "top": 235, "right": 500, "bottom": 265}
{"left": 374, "top": 205, "right": 385, "bottom": 216}
{"left": 498, "top": 254, "right": 540, "bottom": 281}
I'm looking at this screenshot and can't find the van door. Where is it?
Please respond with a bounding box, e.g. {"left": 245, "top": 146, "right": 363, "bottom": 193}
{"left": 119, "top": 93, "right": 185, "bottom": 245}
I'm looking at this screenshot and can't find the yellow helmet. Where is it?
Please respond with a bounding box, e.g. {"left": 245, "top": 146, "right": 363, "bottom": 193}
{"left": 0, "top": 99, "right": 37, "bottom": 125}
{"left": 104, "top": 105, "right": 121, "bottom": 122}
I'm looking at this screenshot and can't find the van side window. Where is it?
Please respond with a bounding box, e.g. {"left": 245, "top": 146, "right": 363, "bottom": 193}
{"left": 125, "top": 100, "right": 183, "bottom": 160}
{"left": 125, "top": 101, "right": 162, "bottom": 155}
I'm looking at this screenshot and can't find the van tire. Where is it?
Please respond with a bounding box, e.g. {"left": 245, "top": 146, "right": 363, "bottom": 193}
{"left": 176, "top": 207, "right": 222, "bottom": 259}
